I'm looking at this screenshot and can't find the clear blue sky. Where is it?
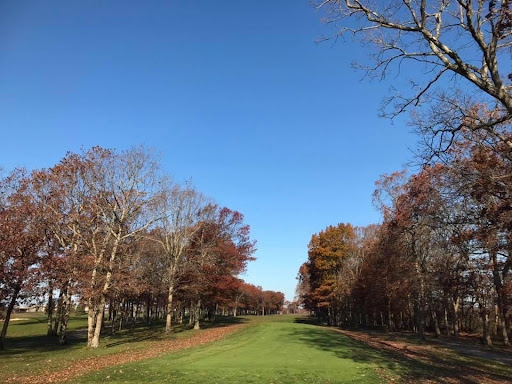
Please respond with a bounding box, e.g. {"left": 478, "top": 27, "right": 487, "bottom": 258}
{"left": 0, "top": 1, "right": 416, "bottom": 300}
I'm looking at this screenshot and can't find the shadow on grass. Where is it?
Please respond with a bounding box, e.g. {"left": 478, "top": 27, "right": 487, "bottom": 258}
{"left": 293, "top": 316, "right": 320, "bottom": 326}
{"left": 104, "top": 316, "right": 246, "bottom": 348}
{"left": 200, "top": 315, "right": 247, "bottom": 329}
{"left": 0, "top": 315, "right": 247, "bottom": 354}
{"left": 289, "top": 324, "right": 511, "bottom": 384}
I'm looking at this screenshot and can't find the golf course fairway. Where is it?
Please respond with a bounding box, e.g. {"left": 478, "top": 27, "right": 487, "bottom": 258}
{"left": 75, "top": 316, "right": 398, "bottom": 383}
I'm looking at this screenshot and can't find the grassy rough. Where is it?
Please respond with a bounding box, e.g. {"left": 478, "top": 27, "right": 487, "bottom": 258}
{"left": 0, "top": 313, "right": 218, "bottom": 382}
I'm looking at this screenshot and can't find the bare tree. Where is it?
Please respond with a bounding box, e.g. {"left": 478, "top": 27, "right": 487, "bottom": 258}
{"left": 316, "top": 1, "right": 512, "bottom": 152}
{"left": 36, "top": 147, "right": 165, "bottom": 348}
{"left": 84, "top": 147, "right": 165, "bottom": 348}
{"left": 152, "top": 182, "right": 207, "bottom": 333}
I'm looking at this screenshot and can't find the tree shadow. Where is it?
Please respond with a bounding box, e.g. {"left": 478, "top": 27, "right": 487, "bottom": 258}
{"left": 1, "top": 315, "right": 247, "bottom": 353}
{"left": 199, "top": 315, "right": 247, "bottom": 329}
{"left": 293, "top": 316, "right": 320, "bottom": 325}
{"left": 102, "top": 316, "right": 247, "bottom": 348}
{"left": 288, "top": 325, "right": 511, "bottom": 384}
{"left": 0, "top": 334, "right": 69, "bottom": 355}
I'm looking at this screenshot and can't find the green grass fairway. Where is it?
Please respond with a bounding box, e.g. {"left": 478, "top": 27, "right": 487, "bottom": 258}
{"left": 75, "top": 316, "right": 397, "bottom": 384}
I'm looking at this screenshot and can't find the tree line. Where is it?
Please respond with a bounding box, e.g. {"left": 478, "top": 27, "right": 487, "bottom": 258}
{"left": 297, "top": 1, "right": 512, "bottom": 346}
{"left": 0, "top": 146, "right": 284, "bottom": 349}
{"left": 297, "top": 115, "right": 512, "bottom": 345}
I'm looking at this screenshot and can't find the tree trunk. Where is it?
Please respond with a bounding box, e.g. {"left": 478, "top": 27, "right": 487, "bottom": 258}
{"left": 387, "top": 298, "right": 394, "bottom": 331}
{"left": 452, "top": 296, "right": 460, "bottom": 337}
{"left": 482, "top": 311, "right": 493, "bottom": 346}
{"left": 165, "top": 285, "right": 174, "bottom": 333}
{"left": 87, "top": 259, "right": 100, "bottom": 347}
{"left": 193, "top": 299, "right": 201, "bottom": 330}
{"left": 111, "top": 302, "right": 117, "bottom": 335}
{"left": 499, "top": 306, "right": 510, "bottom": 346}
{"left": 493, "top": 304, "right": 499, "bottom": 337}
{"left": 89, "top": 239, "right": 119, "bottom": 348}
{"left": 188, "top": 304, "right": 194, "bottom": 325}
{"left": 432, "top": 310, "right": 441, "bottom": 337}
{"left": 135, "top": 301, "right": 141, "bottom": 324}
{"left": 118, "top": 300, "right": 124, "bottom": 332}
{"left": 108, "top": 298, "right": 113, "bottom": 322}
{"left": 58, "top": 282, "right": 72, "bottom": 345}
{"left": 145, "top": 295, "right": 151, "bottom": 324}
{"left": 46, "top": 287, "right": 54, "bottom": 336}
{"left": 87, "top": 298, "right": 97, "bottom": 347}
{"left": 177, "top": 305, "right": 183, "bottom": 324}
{"left": 491, "top": 250, "right": 508, "bottom": 345}
{"left": 90, "top": 297, "right": 106, "bottom": 348}
{"left": 415, "top": 261, "right": 427, "bottom": 340}
{"left": 54, "top": 290, "right": 64, "bottom": 336}
{"left": 0, "top": 286, "right": 21, "bottom": 350}
{"left": 443, "top": 307, "right": 450, "bottom": 336}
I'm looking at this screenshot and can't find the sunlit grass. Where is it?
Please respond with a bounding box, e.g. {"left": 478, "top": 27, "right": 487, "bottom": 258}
{"left": 3, "top": 314, "right": 511, "bottom": 384}
{"left": 75, "top": 315, "right": 390, "bottom": 384}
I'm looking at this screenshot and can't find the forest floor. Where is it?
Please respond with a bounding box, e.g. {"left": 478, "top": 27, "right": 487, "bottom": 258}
{"left": 2, "top": 314, "right": 512, "bottom": 383}
{"left": 430, "top": 334, "right": 512, "bottom": 365}
{"left": 330, "top": 326, "right": 512, "bottom": 383}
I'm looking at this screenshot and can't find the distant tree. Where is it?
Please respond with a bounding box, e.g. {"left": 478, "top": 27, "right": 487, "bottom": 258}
{"left": 236, "top": 282, "right": 262, "bottom": 315}
{"left": 305, "top": 223, "right": 356, "bottom": 325}
{"left": 264, "top": 291, "right": 285, "bottom": 314}
{"left": 296, "top": 262, "right": 313, "bottom": 311}
{"left": 186, "top": 206, "right": 255, "bottom": 329}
